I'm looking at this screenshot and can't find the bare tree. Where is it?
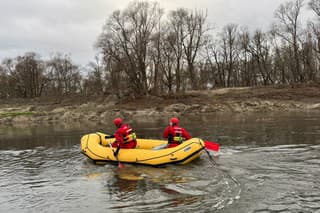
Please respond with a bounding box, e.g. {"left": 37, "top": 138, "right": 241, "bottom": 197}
{"left": 300, "top": 30, "right": 318, "bottom": 81}
{"left": 182, "top": 9, "right": 208, "bottom": 90}
{"left": 238, "top": 27, "right": 253, "bottom": 86}
{"left": 249, "top": 30, "right": 274, "bottom": 85}
{"left": 273, "top": 0, "right": 304, "bottom": 83}
{"left": 3, "top": 53, "right": 47, "bottom": 98}
{"left": 309, "top": 0, "right": 320, "bottom": 79}
{"left": 221, "top": 24, "right": 239, "bottom": 87}
{"left": 83, "top": 55, "right": 106, "bottom": 96}
{"left": 309, "top": 0, "right": 320, "bottom": 16}
{"left": 47, "top": 53, "right": 81, "bottom": 95}
{"left": 0, "top": 64, "right": 9, "bottom": 98}
{"left": 205, "top": 37, "right": 226, "bottom": 87}
{"left": 159, "top": 30, "right": 180, "bottom": 92}
{"left": 149, "top": 11, "right": 164, "bottom": 95}
{"left": 166, "top": 8, "right": 188, "bottom": 92}
{"left": 97, "top": 1, "right": 163, "bottom": 97}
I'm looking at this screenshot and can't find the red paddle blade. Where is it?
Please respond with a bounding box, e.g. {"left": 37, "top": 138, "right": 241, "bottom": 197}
{"left": 204, "top": 141, "right": 220, "bottom": 151}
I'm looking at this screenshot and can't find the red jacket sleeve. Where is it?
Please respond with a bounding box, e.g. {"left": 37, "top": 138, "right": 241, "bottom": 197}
{"left": 114, "top": 128, "right": 124, "bottom": 145}
{"left": 163, "top": 126, "right": 171, "bottom": 138}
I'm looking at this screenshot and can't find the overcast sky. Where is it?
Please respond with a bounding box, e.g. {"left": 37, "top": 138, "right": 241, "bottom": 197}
{"left": 0, "top": 0, "right": 312, "bottom": 66}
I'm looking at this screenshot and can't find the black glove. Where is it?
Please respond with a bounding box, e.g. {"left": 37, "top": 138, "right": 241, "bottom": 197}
{"left": 114, "top": 145, "right": 120, "bottom": 157}
{"left": 105, "top": 135, "right": 114, "bottom": 139}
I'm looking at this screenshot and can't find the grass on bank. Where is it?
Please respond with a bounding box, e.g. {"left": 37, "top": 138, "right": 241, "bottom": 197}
{"left": 0, "top": 112, "right": 34, "bottom": 117}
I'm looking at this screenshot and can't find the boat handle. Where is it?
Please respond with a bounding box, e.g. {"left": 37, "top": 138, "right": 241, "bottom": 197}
{"left": 170, "top": 157, "right": 177, "bottom": 160}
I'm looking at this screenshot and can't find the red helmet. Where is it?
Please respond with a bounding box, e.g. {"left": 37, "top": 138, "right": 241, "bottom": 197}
{"left": 113, "top": 118, "right": 123, "bottom": 126}
{"left": 170, "top": 117, "right": 179, "bottom": 125}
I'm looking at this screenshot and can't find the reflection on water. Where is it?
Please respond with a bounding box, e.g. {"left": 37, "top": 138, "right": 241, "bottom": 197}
{"left": 101, "top": 161, "right": 240, "bottom": 212}
{"left": 0, "top": 112, "right": 320, "bottom": 212}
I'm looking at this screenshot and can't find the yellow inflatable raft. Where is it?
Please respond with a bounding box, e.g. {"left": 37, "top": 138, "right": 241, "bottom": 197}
{"left": 81, "top": 132, "right": 205, "bottom": 166}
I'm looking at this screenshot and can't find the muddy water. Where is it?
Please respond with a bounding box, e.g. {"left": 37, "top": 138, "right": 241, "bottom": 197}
{"left": 0, "top": 112, "right": 319, "bottom": 213}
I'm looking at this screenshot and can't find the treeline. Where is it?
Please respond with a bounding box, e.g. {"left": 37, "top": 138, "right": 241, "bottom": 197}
{"left": 0, "top": 0, "right": 319, "bottom": 99}
{"left": 0, "top": 53, "right": 83, "bottom": 98}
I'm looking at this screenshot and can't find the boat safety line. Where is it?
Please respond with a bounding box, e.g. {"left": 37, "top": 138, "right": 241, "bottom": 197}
{"left": 135, "top": 141, "right": 203, "bottom": 162}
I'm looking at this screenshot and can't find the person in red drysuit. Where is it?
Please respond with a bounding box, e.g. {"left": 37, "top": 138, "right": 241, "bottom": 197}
{"left": 163, "top": 117, "right": 191, "bottom": 148}
{"left": 106, "top": 118, "right": 137, "bottom": 154}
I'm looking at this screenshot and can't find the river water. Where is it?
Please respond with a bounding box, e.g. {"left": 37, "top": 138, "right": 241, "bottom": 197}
{"left": 0, "top": 112, "right": 319, "bottom": 213}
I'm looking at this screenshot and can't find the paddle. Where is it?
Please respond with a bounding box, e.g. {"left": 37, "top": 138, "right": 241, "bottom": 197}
{"left": 107, "top": 141, "right": 124, "bottom": 169}
{"left": 204, "top": 141, "right": 220, "bottom": 152}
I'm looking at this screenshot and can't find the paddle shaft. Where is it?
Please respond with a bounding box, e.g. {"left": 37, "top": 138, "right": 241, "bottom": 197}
{"left": 108, "top": 142, "right": 124, "bottom": 168}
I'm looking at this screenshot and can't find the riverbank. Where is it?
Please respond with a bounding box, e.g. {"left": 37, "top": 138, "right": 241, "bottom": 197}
{"left": 1, "top": 84, "right": 320, "bottom": 125}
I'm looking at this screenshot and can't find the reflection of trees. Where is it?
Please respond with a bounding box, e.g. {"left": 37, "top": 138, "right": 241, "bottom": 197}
{"left": 105, "top": 165, "right": 201, "bottom": 206}
{"left": 105, "top": 169, "right": 142, "bottom": 200}
{"left": 113, "top": 178, "right": 139, "bottom": 195}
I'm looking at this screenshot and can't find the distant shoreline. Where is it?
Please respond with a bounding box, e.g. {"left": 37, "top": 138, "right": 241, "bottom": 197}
{"left": 1, "top": 84, "right": 320, "bottom": 125}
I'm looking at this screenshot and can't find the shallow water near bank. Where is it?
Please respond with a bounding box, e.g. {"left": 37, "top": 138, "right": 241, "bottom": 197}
{"left": 0, "top": 112, "right": 320, "bottom": 212}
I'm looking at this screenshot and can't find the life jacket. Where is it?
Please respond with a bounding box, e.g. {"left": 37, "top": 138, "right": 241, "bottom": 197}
{"left": 124, "top": 132, "right": 136, "bottom": 143}
{"left": 120, "top": 124, "right": 136, "bottom": 143}
{"left": 113, "top": 124, "right": 137, "bottom": 149}
{"left": 169, "top": 126, "right": 186, "bottom": 144}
